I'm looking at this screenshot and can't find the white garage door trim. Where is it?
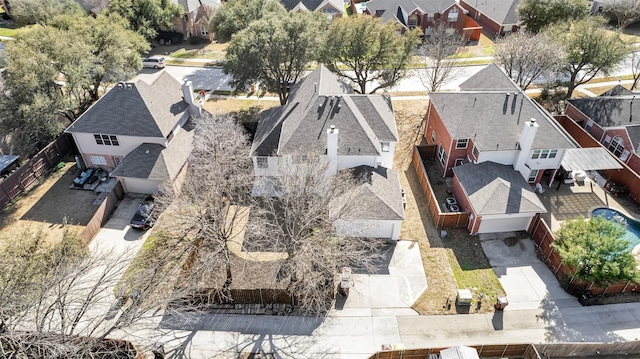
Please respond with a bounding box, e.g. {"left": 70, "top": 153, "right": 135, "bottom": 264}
{"left": 477, "top": 215, "right": 534, "bottom": 234}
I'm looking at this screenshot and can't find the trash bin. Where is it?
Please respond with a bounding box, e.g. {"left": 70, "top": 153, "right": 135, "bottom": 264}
{"left": 495, "top": 296, "right": 509, "bottom": 310}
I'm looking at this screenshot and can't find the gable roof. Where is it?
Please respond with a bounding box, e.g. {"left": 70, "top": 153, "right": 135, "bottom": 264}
{"left": 251, "top": 65, "right": 399, "bottom": 157}
{"left": 626, "top": 125, "right": 640, "bottom": 150}
{"left": 334, "top": 165, "right": 405, "bottom": 221}
{"left": 600, "top": 84, "right": 635, "bottom": 97}
{"left": 281, "top": 0, "right": 342, "bottom": 12}
{"left": 66, "top": 72, "right": 190, "bottom": 138}
{"left": 111, "top": 119, "right": 195, "bottom": 181}
{"left": 568, "top": 96, "right": 640, "bottom": 128}
{"left": 453, "top": 161, "right": 547, "bottom": 216}
{"left": 459, "top": 64, "right": 520, "bottom": 92}
{"left": 429, "top": 91, "right": 575, "bottom": 151}
{"left": 366, "top": 0, "right": 458, "bottom": 16}
{"left": 461, "top": 0, "right": 521, "bottom": 25}
{"left": 172, "top": 0, "right": 220, "bottom": 13}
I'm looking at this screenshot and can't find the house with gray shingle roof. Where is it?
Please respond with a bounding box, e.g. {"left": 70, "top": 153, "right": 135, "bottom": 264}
{"left": 459, "top": 0, "right": 522, "bottom": 38}
{"left": 425, "top": 65, "right": 581, "bottom": 234}
{"left": 170, "top": 0, "right": 220, "bottom": 40}
{"left": 66, "top": 72, "right": 203, "bottom": 194}
{"left": 280, "top": 0, "right": 344, "bottom": 21}
{"left": 251, "top": 65, "right": 405, "bottom": 239}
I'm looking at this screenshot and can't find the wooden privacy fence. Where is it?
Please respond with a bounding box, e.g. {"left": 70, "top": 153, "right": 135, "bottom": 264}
{"left": 80, "top": 180, "right": 125, "bottom": 243}
{"left": 368, "top": 343, "right": 540, "bottom": 359}
{"left": 169, "top": 288, "right": 303, "bottom": 309}
{"left": 411, "top": 146, "right": 469, "bottom": 229}
{"left": 555, "top": 115, "right": 640, "bottom": 203}
{"left": 0, "top": 134, "right": 75, "bottom": 210}
{"left": 537, "top": 341, "right": 640, "bottom": 357}
{"left": 528, "top": 214, "right": 640, "bottom": 296}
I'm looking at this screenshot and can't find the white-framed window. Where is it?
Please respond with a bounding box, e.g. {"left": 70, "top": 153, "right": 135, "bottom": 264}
{"left": 94, "top": 134, "right": 119, "bottom": 146}
{"left": 531, "top": 149, "right": 541, "bottom": 159}
{"left": 256, "top": 157, "right": 268, "bottom": 169}
{"left": 585, "top": 120, "right": 593, "bottom": 132}
{"left": 90, "top": 155, "right": 107, "bottom": 166}
{"left": 448, "top": 7, "right": 458, "bottom": 22}
{"left": 322, "top": 8, "right": 338, "bottom": 21}
{"left": 113, "top": 157, "right": 121, "bottom": 167}
{"left": 431, "top": 130, "right": 436, "bottom": 142}
{"left": 438, "top": 145, "right": 447, "bottom": 165}
{"left": 455, "top": 158, "right": 465, "bottom": 166}
{"left": 472, "top": 146, "right": 479, "bottom": 159}
{"left": 609, "top": 136, "right": 626, "bottom": 157}
{"left": 549, "top": 149, "right": 558, "bottom": 158}
{"left": 381, "top": 141, "right": 390, "bottom": 152}
{"left": 427, "top": 13, "right": 434, "bottom": 22}
{"left": 456, "top": 139, "right": 468, "bottom": 149}
{"left": 408, "top": 14, "right": 419, "bottom": 28}
{"left": 603, "top": 135, "right": 612, "bottom": 147}
{"left": 200, "top": 25, "right": 208, "bottom": 36}
{"left": 528, "top": 169, "right": 538, "bottom": 182}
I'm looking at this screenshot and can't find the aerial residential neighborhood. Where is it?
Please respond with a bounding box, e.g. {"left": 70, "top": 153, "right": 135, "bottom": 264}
{"left": 4, "top": 0, "right": 640, "bottom": 358}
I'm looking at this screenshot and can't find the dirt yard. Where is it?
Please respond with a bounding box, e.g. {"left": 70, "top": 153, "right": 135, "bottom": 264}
{"left": 0, "top": 163, "right": 98, "bottom": 243}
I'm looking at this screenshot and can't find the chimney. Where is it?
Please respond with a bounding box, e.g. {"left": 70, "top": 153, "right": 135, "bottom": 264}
{"left": 514, "top": 118, "right": 539, "bottom": 175}
{"left": 327, "top": 125, "right": 339, "bottom": 175}
{"left": 182, "top": 81, "right": 202, "bottom": 116}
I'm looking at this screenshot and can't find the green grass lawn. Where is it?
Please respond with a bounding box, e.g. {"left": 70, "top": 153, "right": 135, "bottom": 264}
{"left": 0, "top": 23, "right": 34, "bottom": 38}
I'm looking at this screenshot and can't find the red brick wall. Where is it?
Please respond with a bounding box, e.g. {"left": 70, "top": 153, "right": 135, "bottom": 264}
{"left": 566, "top": 104, "right": 606, "bottom": 142}
{"left": 452, "top": 174, "right": 479, "bottom": 233}
{"left": 603, "top": 128, "right": 634, "bottom": 154}
{"left": 459, "top": 0, "right": 520, "bottom": 37}
{"left": 424, "top": 103, "right": 453, "bottom": 174}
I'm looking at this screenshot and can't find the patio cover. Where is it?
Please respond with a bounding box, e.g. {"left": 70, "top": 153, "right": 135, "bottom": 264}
{"left": 0, "top": 155, "right": 19, "bottom": 173}
{"left": 440, "top": 345, "right": 480, "bottom": 359}
{"left": 561, "top": 148, "right": 623, "bottom": 172}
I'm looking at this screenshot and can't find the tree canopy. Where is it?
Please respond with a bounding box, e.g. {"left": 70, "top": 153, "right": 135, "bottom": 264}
{"left": 320, "top": 15, "right": 421, "bottom": 94}
{"left": 224, "top": 10, "right": 324, "bottom": 104}
{"left": 553, "top": 216, "right": 638, "bottom": 286}
{"left": 107, "top": 0, "right": 183, "bottom": 40}
{"left": 494, "top": 31, "right": 565, "bottom": 90}
{"left": 210, "top": 0, "right": 286, "bottom": 42}
{"left": 518, "top": 0, "right": 589, "bottom": 33}
{"left": 9, "top": 0, "right": 85, "bottom": 26}
{"left": 604, "top": 0, "right": 640, "bottom": 29}
{"left": 546, "top": 17, "right": 628, "bottom": 97}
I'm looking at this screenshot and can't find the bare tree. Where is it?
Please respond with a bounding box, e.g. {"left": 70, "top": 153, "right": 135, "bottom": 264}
{"left": 632, "top": 51, "right": 640, "bottom": 90}
{"left": 250, "top": 156, "right": 386, "bottom": 315}
{"left": 604, "top": 0, "right": 640, "bottom": 30}
{"left": 416, "top": 25, "right": 467, "bottom": 92}
{"left": 494, "top": 31, "right": 565, "bottom": 90}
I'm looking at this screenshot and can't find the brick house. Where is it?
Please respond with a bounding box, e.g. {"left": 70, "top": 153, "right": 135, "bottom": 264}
{"left": 170, "top": 0, "right": 220, "bottom": 41}
{"left": 459, "top": 0, "right": 522, "bottom": 38}
{"left": 280, "top": 0, "right": 345, "bottom": 22}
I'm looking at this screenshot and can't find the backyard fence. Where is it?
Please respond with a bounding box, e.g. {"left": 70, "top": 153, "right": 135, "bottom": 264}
{"left": 555, "top": 115, "right": 640, "bottom": 203}
{"left": 411, "top": 146, "right": 469, "bottom": 229}
{"left": 168, "top": 288, "right": 313, "bottom": 311}
{"left": 528, "top": 214, "right": 640, "bottom": 297}
{"left": 0, "top": 134, "right": 76, "bottom": 210}
{"left": 368, "top": 343, "right": 540, "bottom": 359}
{"left": 79, "top": 180, "right": 125, "bottom": 243}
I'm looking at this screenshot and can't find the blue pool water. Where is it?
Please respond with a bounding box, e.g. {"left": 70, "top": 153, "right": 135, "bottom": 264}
{"left": 591, "top": 208, "right": 640, "bottom": 250}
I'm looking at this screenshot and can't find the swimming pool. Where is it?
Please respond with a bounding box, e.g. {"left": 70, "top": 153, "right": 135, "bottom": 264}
{"left": 591, "top": 208, "right": 640, "bottom": 250}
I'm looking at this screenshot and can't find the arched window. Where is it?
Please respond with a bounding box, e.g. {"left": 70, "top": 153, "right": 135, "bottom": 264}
{"left": 408, "top": 14, "right": 419, "bottom": 28}
{"left": 609, "top": 136, "right": 626, "bottom": 157}
{"left": 448, "top": 8, "right": 459, "bottom": 22}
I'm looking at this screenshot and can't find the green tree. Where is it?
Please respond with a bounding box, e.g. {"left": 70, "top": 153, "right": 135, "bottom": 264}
{"left": 553, "top": 216, "right": 638, "bottom": 286}
{"left": 547, "top": 17, "right": 628, "bottom": 97}
{"left": 518, "top": 0, "right": 589, "bottom": 33}
{"left": 320, "top": 15, "right": 421, "bottom": 94}
{"left": 9, "top": 0, "right": 85, "bottom": 26}
{"left": 210, "top": 0, "right": 285, "bottom": 43}
{"left": 107, "top": 0, "right": 182, "bottom": 40}
{"left": 224, "top": 11, "right": 324, "bottom": 104}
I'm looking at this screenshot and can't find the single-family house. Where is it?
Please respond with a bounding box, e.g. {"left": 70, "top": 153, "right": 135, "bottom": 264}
{"left": 280, "top": 0, "right": 345, "bottom": 21}
{"left": 425, "top": 64, "right": 579, "bottom": 233}
{"left": 459, "top": 0, "right": 521, "bottom": 38}
{"left": 364, "top": 0, "right": 481, "bottom": 40}
{"left": 250, "top": 65, "right": 405, "bottom": 240}
{"left": 566, "top": 87, "right": 640, "bottom": 174}
{"left": 66, "top": 72, "right": 203, "bottom": 194}
{"left": 171, "top": 0, "right": 220, "bottom": 40}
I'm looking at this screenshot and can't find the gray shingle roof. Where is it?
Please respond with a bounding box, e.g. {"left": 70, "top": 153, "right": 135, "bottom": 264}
{"left": 429, "top": 91, "right": 575, "bottom": 151}
{"left": 66, "top": 72, "right": 189, "bottom": 138}
{"left": 626, "top": 125, "right": 640, "bottom": 151}
{"left": 462, "top": 0, "right": 521, "bottom": 25}
{"left": 453, "top": 161, "right": 546, "bottom": 215}
{"left": 335, "top": 165, "right": 405, "bottom": 220}
{"left": 366, "top": 0, "right": 457, "bottom": 16}
{"left": 251, "top": 65, "right": 398, "bottom": 156}
{"left": 280, "top": 0, "right": 342, "bottom": 11}
{"left": 568, "top": 96, "right": 640, "bottom": 128}
{"left": 459, "top": 64, "right": 520, "bottom": 92}
{"left": 111, "top": 119, "right": 195, "bottom": 181}
{"left": 600, "top": 84, "right": 635, "bottom": 97}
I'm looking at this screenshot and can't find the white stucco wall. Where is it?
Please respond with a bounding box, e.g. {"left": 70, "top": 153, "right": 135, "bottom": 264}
{"left": 376, "top": 141, "right": 396, "bottom": 169}
{"left": 478, "top": 150, "right": 518, "bottom": 166}
{"left": 337, "top": 155, "right": 377, "bottom": 170}
{"left": 334, "top": 219, "right": 401, "bottom": 240}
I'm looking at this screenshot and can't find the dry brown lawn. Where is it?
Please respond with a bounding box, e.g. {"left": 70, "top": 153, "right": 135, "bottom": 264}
{"left": 203, "top": 97, "right": 280, "bottom": 116}
{"left": 0, "top": 163, "right": 97, "bottom": 243}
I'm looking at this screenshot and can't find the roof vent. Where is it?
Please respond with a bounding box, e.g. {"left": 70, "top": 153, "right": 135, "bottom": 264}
{"left": 117, "top": 83, "right": 124, "bottom": 88}
{"left": 145, "top": 150, "right": 150, "bottom": 154}
{"left": 127, "top": 83, "right": 132, "bottom": 89}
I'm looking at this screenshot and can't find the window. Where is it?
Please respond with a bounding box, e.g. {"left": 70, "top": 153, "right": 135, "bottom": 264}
{"left": 323, "top": 8, "right": 338, "bottom": 21}
{"left": 94, "top": 134, "right": 119, "bottom": 146}
{"left": 549, "top": 149, "right": 558, "bottom": 159}
{"left": 455, "top": 158, "right": 465, "bottom": 166}
{"left": 431, "top": 130, "right": 436, "bottom": 142}
{"left": 113, "top": 157, "right": 121, "bottom": 167}
{"left": 603, "top": 135, "right": 612, "bottom": 147}
{"left": 456, "top": 139, "right": 468, "bottom": 149}
{"left": 585, "top": 120, "right": 593, "bottom": 132}
{"left": 540, "top": 149, "right": 550, "bottom": 159}
{"left": 200, "top": 25, "right": 208, "bottom": 36}
{"left": 448, "top": 8, "right": 458, "bottom": 22}
{"left": 608, "top": 136, "right": 625, "bottom": 157}
{"left": 90, "top": 155, "right": 107, "bottom": 166}
{"left": 256, "top": 157, "right": 268, "bottom": 169}
{"left": 381, "top": 141, "right": 390, "bottom": 152}
{"left": 438, "top": 145, "right": 447, "bottom": 165}
{"left": 472, "top": 146, "right": 479, "bottom": 159}
{"left": 408, "top": 14, "right": 419, "bottom": 28}
{"left": 427, "top": 13, "right": 434, "bottom": 22}
{"left": 531, "top": 149, "right": 541, "bottom": 159}
{"left": 528, "top": 169, "right": 538, "bottom": 182}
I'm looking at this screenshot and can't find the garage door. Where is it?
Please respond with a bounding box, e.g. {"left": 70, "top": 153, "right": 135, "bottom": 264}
{"left": 477, "top": 215, "right": 533, "bottom": 234}
{"left": 122, "top": 178, "right": 161, "bottom": 194}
